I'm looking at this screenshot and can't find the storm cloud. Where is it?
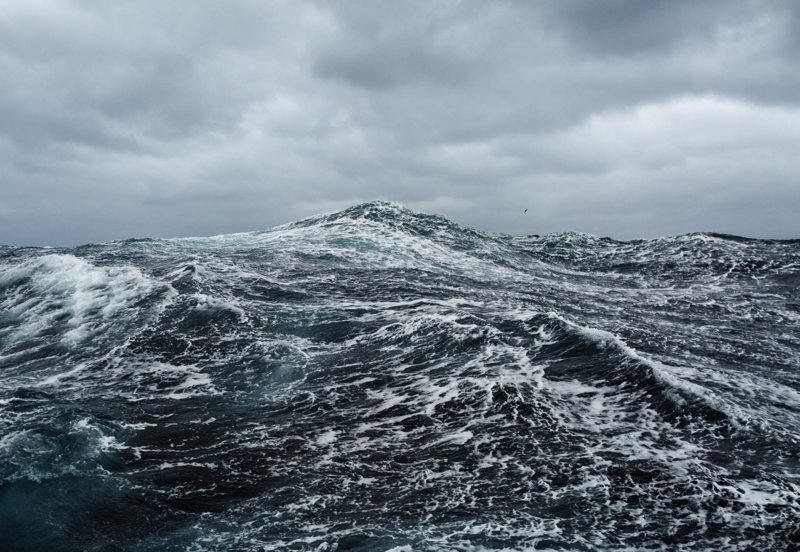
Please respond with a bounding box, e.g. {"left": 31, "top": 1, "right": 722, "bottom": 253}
{"left": 1, "top": 0, "right": 799, "bottom": 245}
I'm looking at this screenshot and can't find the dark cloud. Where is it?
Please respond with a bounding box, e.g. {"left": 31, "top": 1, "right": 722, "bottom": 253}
{"left": 540, "top": 0, "right": 742, "bottom": 55}
{"left": 0, "top": 0, "right": 798, "bottom": 245}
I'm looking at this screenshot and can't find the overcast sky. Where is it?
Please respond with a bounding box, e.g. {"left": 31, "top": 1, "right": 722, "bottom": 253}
{"left": 1, "top": 0, "right": 799, "bottom": 246}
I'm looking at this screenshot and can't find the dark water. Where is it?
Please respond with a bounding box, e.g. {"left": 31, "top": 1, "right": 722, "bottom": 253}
{"left": 1, "top": 202, "right": 799, "bottom": 551}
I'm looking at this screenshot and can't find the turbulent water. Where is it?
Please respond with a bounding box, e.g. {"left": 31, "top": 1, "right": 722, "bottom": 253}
{"left": 1, "top": 202, "right": 799, "bottom": 551}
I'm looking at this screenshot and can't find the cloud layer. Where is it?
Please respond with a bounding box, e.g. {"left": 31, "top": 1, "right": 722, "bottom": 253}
{"left": 2, "top": 0, "right": 799, "bottom": 245}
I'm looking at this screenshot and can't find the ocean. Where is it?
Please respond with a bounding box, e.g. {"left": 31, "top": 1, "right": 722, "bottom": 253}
{"left": 1, "top": 201, "right": 798, "bottom": 550}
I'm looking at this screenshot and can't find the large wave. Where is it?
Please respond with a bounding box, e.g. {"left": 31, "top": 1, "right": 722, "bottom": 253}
{"left": 1, "top": 202, "right": 799, "bottom": 550}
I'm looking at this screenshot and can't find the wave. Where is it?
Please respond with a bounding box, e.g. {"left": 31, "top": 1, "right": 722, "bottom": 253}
{"left": 1, "top": 202, "right": 799, "bottom": 550}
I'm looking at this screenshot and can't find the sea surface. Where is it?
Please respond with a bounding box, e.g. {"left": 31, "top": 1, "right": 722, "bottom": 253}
{"left": 1, "top": 202, "right": 799, "bottom": 551}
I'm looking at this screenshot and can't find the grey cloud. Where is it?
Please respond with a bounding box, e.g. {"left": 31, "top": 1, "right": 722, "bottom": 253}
{"left": 313, "top": 2, "right": 501, "bottom": 89}
{"left": 309, "top": 0, "right": 800, "bottom": 147}
{"left": 538, "top": 0, "right": 746, "bottom": 55}
{"left": 0, "top": 0, "right": 799, "bottom": 246}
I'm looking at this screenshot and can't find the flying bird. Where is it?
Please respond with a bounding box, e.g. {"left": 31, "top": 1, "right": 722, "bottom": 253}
{"left": 524, "top": 209, "right": 528, "bottom": 213}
